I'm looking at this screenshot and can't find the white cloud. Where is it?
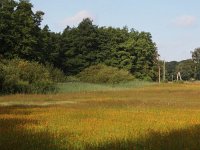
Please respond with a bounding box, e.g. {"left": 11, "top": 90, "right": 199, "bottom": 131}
{"left": 173, "top": 15, "right": 197, "bottom": 27}
{"left": 61, "top": 10, "right": 95, "bottom": 27}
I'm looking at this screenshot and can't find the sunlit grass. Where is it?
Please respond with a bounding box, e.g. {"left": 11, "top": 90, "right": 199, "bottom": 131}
{"left": 1, "top": 82, "right": 200, "bottom": 149}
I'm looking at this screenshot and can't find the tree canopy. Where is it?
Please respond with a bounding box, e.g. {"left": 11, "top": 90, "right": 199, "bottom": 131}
{"left": 0, "top": 0, "right": 159, "bottom": 81}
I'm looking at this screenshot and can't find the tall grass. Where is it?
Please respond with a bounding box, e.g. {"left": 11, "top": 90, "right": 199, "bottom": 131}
{"left": 1, "top": 83, "right": 200, "bottom": 149}
{"left": 58, "top": 80, "right": 153, "bottom": 93}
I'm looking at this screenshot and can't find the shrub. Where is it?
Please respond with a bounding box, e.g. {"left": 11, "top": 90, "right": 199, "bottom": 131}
{"left": 0, "top": 59, "right": 57, "bottom": 94}
{"left": 31, "top": 82, "right": 58, "bottom": 94}
{"left": 45, "top": 63, "right": 66, "bottom": 82}
{"left": 143, "top": 76, "right": 153, "bottom": 82}
{"left": 65, "top": 76, "right": 80, "bottom": 82}
{"left": 77, "top": 64, "right": 134, "bottom": 84}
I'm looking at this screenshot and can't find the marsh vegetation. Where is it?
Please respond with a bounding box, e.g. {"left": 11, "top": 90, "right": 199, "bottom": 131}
{"left": 1, "top": 83, "right": 200, "bottom": 150}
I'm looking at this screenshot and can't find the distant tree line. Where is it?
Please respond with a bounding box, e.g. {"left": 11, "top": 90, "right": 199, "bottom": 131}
{"left": 166, "top": 48, "right": 200, "bottom": 81}
{"left": 0, "top": 0, "right": 159, "bottom": 81}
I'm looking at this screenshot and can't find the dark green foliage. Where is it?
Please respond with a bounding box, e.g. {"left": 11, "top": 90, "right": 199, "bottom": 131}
{"left": 59, "top": 19, "right": 99, "bottom": 75}
{"left": 13, "top": 0, "right": 44, "bottom": 61}
{"left": 60, "top": 21, "right": 158, "bottom": 80}
{"left": 0, "top": 0, "right": 17, "bottom": 58}
{"left": 166, "top": 60, "right": 196, "bottom": 81}
{"left": 40, "top": 25, "right": 61, "bottom": 65}
{"left": 175, "top": 60, "right": 195, "bottom": 81}
{"left": 166, "top": 61, "right": 179, "bottom": 81}
{"left": 45, "top": 63, "right": 66, "bottom": 82}
{"left": 0, "top": 59, "right": 57, "bottom": 94}
{"left": 191, "top": 48, "right": 200, "bottom": 80}
{"left": 0, "top": 0, "right": 44, "bottom": 61}
{"left": 0, "top": 0, "right": 159, "bottom": 82}
{"left": 192, "top": 47, "right": 200, "bottom": 64}
{"left": 195, "top": 66, "right": 200, "bottom": 80}
{"left": 77, "top": 64, "right": 134, "bottom": 84}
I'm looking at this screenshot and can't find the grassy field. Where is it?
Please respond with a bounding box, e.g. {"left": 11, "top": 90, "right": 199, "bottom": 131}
{"left": 1, "top": 82, "right": 200, "bottom": 150}
{"left": 58, "top": 80, "right": 153, "bottom": 93}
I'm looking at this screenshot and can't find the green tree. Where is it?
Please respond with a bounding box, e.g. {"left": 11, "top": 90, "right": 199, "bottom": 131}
{"left": 13, "top": 0, "right": 44, "bottom": 61}
{"left": 128, "top": 31, "right": 158, "bottom": 80}
{"left": 102, "top": 27, "right": 132, "bottom": 70}
{"left": 60, "top": 18, "right": 99, "bottom": 75}
{"left": 191, "top": 48, "right": 200, "bottom": 80}
{"left": 192, "top": 48, "right": 200, "bottom": 64}
{"left": 166, "top": 61, "right": 179, "bottom": 81}
{"left": 39, "top": 25, "right": 61, "bottom": 65}
{"left": 175, "top": 60, "right": 195, "bottom": 80}
{"left": 0, "top": 0, "right": 17, "bottom": 58}
{"left": 0, "top": 0, "right": 159, "bottom": 81}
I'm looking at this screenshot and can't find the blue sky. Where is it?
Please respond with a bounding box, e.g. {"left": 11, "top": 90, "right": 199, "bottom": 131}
{"left": 31, "top": 0, "right": 200, "bottom": 61}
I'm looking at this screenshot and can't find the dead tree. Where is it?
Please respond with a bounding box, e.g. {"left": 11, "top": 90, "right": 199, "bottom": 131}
{"left": 176, "top": 72, "right": 182, "bottom": 81}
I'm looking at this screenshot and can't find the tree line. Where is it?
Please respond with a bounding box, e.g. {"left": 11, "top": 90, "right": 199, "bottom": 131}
{"left": 165, "top": 48, "right": 200, "bottom": 81}
{"left": 0, "top": 0, "right": 159, "bottom": 81}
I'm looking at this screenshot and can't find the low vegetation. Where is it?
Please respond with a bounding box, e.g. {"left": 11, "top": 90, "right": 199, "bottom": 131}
{"left": 58, "top": 80, "right": 153, "bottom": 93}
{"left": 1, "top": 1, "right": 200, "bottom": 150}
{"left": 77, "top": 64, "right": 134, "bottom": 84}
{"left": 0, "top": 59, "right": 63, "bottom": 94}
{"left": 1, "top": 83, "right": 200, "bottom": 150}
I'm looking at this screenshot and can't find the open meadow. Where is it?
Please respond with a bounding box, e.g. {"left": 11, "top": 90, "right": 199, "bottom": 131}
{"left": 1, "top": 82, "right": 200, "bottom": 150}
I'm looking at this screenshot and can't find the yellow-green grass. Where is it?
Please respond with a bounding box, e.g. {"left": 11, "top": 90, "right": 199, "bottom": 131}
{"left": 1, "top": 83, "right": 200, "bottom": 150}
{"left": 58, "top": 80, "right": 153, "bottom": 93}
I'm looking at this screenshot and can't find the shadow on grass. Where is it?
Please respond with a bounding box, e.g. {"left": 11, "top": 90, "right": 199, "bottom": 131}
{"left": 0, "top": 107, "right": 64, "bottom": 150}
{"left": 87, "top": 126, "right": 200, "bottom": 150}
{"left": 1, "top": 106, "right": 200, "bottom": 150}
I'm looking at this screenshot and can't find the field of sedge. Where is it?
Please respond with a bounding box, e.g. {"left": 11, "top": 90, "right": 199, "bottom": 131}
{"left": 1, "top": 83, "right": 200, "bottom": 150}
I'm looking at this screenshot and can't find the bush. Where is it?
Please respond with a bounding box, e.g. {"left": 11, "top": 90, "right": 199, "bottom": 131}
{"left": 142, "top": 76, "right": 153, "bottom": 82}
{"left": 77, "top": 64, "right": 134, "bottom": 84}
{"left": 65, "top": 76, "right": 80, "bottom": 82}
{"left": 45, "top": 63, "right": 66, "bottom": 82}
{"left": 0, "top": 59, "right": 57, "bottom": 94}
